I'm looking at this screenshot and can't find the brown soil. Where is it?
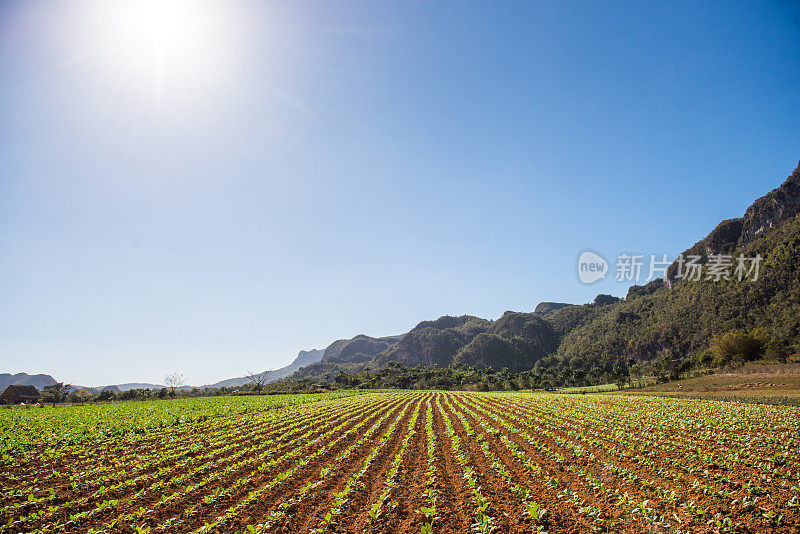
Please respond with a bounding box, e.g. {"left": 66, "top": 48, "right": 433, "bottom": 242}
{"left": 5, "top": 392, "right": 800, "bottom": 534}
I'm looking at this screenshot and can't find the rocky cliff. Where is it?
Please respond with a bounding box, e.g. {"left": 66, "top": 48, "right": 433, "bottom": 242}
{"left": 739, "top": 162, "right": 800, "bottom": 245}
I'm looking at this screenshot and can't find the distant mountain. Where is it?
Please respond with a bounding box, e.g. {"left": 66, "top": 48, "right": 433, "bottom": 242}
{"left": 0, "top": 374, "right": 168, "bottom": 394}
{"left": 5, "top": 349, "right": 326, "bottom": 394}
{"left": 202, "top": 348, "right": 325, "bottom": 388}
{"left": 290, "top": 314, "right": 558, "bottom": 381}
{"left": 324, "top": 335, "right": 403, "bottom": 364}
{"left": 288, "top": 336, "right": 405, "bottom": 381}
{"left": 292, "top": 349, "right": 326, "bottom": 368}
{"left": 286, "top": 160, "right": 800, "bottom": 385}
{"left": 0, "top": 373, "right": 56, "bottom": 391}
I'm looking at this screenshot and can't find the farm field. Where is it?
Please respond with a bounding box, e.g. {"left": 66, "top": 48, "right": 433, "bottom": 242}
{"left": 2, "top": 392, "right": 799, "bottom": 533}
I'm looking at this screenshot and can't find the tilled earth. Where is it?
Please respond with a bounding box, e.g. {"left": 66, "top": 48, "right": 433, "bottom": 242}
{"left": 3, "top": 391, "right": 800, "bottom": 533}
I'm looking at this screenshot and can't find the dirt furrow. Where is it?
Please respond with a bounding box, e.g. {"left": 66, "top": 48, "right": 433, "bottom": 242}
{"left": 212, "top": 395, "right": 413, "bottom": 533}
{"left": 286, "top": 395, "right": 423, "bottom": 533}
{"left": 22, "top": 397, "right": 391, "bottom": 534}
{"left": 346, "top": 393, "right": 432, "bottom": 533}
{"left": 13, "top": 400, "right": 348, "bottom": 527}
{"left": 167, "top": 397, "right": 405, "bottom": 533}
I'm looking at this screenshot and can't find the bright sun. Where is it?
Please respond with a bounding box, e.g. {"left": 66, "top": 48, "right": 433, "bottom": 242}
{"left": 83, "top": 0, "right": 235, "bottom": 108}
{"left": 117, "top": 0, "right": 210, "bottom": 59}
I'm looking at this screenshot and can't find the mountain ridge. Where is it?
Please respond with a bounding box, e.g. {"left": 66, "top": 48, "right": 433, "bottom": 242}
{"left": 0, "top": 373, "right": 57, "bottom": 391}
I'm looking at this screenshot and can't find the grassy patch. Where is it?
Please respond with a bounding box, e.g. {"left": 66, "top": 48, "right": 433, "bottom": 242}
{"left": 614, "top": 363, "right": 800, "bottom": 405}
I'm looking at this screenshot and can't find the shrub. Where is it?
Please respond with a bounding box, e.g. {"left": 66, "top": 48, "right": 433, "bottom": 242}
{"left": 710, "top": 330, "right": 764, "bottom": 367}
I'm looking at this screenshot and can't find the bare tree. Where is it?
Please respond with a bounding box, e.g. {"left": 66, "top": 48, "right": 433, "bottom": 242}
{"left": 164, "top": 373, "right": 185, "bottom": 396}
{"left": 246, "top": 370, "right": 274, "bottom": 391}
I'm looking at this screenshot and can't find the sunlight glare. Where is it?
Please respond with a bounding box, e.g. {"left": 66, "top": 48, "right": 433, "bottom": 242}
{"left": 117, "top": 0, "right": 210, "bottom": 59}
{"left": 87, "top": 0, "right": 239, "bottom": 110}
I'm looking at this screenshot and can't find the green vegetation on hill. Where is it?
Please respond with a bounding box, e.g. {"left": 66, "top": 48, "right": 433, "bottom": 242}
{"left": 382, "top": 312, "right": 557, "bottom": 372}
{"left": 324, "top": 334, "right": 398, "bottom": 364}
{"left": 532, "top": 301, "right": 572, "bottom": 316}
{"left": 544, "top": 211, "right": 800, "bottom": 384}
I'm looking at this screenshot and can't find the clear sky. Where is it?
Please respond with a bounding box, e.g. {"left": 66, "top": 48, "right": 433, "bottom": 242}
{"left": 1, "top": 0, "right": 799, "bottom": 386}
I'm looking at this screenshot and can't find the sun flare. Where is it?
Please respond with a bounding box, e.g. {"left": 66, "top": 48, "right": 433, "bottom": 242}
{"left": 79, "top": 0, "right": 238, "bottom": 109}
{"left": 116, "top": 0, "right": 211, "bottom": 59}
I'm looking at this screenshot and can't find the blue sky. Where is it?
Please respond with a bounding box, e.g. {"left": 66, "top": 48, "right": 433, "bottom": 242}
{"left": 1, "top": 0, "right": 799, "bottom": 386}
